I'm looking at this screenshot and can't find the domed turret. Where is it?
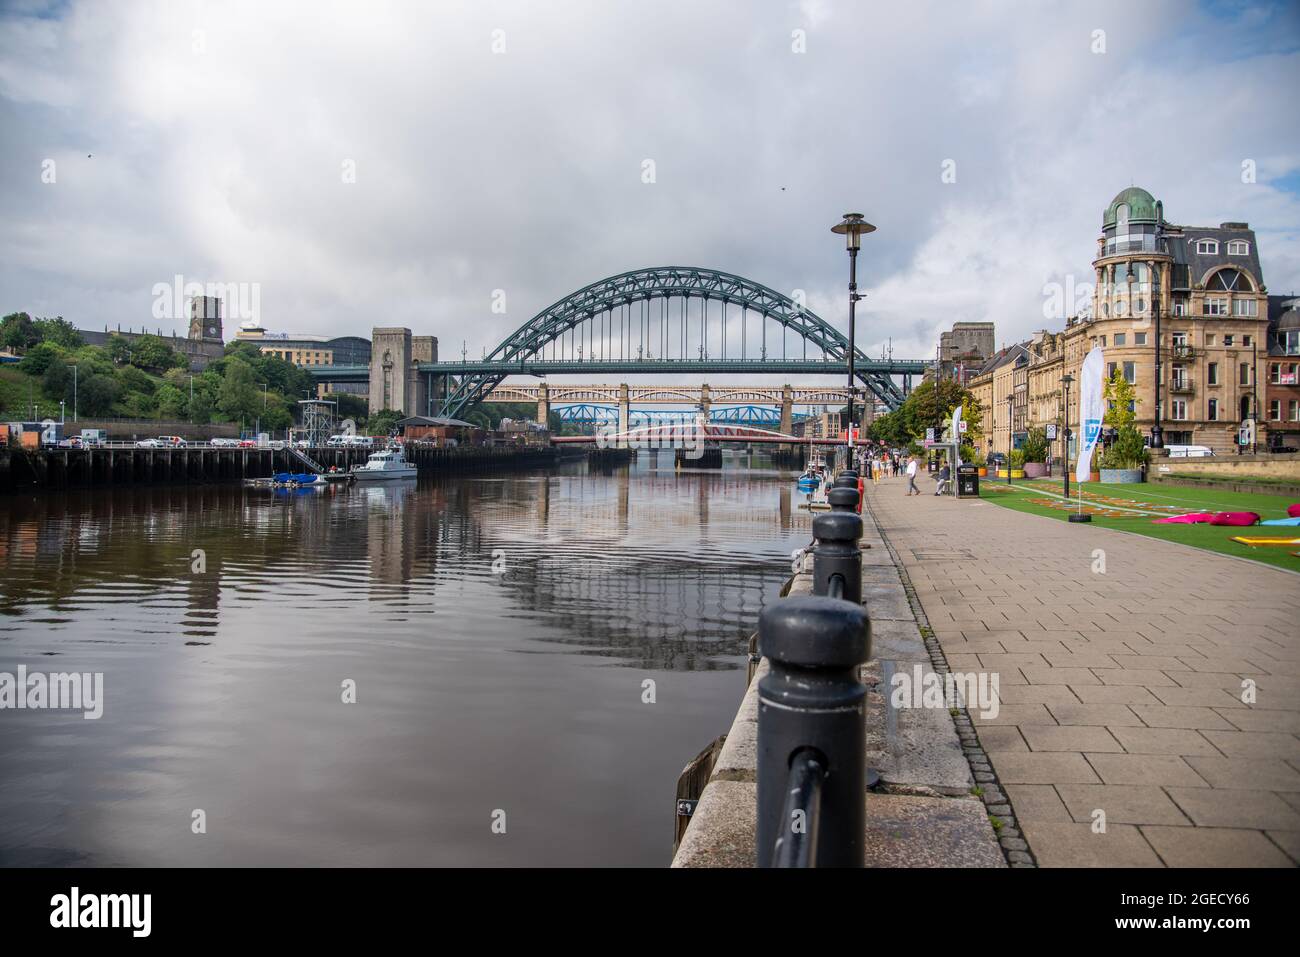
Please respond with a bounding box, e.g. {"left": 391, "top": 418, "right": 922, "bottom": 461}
{"left": 1103, "top": 186, "right": 1161, "bottom": 229}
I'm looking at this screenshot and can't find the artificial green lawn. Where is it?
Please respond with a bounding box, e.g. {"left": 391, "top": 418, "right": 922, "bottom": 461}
{"left": 978, "top": 480, "right": 1300, "bottom": 574}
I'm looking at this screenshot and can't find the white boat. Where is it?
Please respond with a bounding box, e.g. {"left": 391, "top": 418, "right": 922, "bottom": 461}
{"left": 351, "top": 447, "right": 418, "bottom": 481}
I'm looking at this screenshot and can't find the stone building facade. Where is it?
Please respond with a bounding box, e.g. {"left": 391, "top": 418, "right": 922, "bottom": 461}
{"left": 969, "top": 186, "right": 1275, "bottom": 459}
{"left": 368, "top": 328, "right": 439, "bottom": 415}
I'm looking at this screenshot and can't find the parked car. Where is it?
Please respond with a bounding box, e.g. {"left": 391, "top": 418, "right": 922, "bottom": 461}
{"left": 239, "top": 439, "right": 257, "bottom": 448}
{"left": 79, "top": 429, "right": 107, "bottom": 447}
{"left": 57, "top": 436, "right": 83, "bottom": 449}
{"left": 1164, "top": 445, "right": 1215, "bottom": 458}
{"left": 157, "top": 435, "right": 187, "bottom": 447}
{"left": 210, "top": 438, "right": 241, "bottom": 448}
{"left": 135, "top": 438, "right": 161, "bottom": 448}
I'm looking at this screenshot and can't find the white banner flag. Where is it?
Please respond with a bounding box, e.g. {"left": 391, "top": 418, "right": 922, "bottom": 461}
{"left": 1076, "top": 346, "right": 1105, "bottom": 484}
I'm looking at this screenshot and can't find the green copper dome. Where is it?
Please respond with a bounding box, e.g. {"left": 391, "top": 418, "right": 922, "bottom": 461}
{"left": 1103, "top": 186, "right": 1160, "bottom": 229}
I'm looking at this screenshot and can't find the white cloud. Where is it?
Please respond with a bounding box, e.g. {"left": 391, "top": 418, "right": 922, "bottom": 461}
{"left": 0, "top": 0, "right": 1297, "bottom": 393}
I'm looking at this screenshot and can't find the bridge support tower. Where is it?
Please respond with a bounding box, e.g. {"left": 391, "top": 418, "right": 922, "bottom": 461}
{"left": 618, "top": 383, "right": 630, "bottom": 438}
{"left": 537, "top": 382, "right": 550, "bottom": 427}
{"left": 780, "top": 384, "right": 793, "bottom": 435}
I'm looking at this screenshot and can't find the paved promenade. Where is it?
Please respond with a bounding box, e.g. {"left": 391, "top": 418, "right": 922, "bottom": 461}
{"left": 862, "top": 473, "right": 1300, "bottom": 867}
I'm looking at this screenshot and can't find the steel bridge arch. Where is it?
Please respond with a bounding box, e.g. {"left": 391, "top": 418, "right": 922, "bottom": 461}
{"left": 439, "top": 266, "right": 905, "bottom": 418}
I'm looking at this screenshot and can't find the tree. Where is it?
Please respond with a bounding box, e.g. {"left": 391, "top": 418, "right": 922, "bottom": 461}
{"left": 333, "top": 393, "right": 367, "bottom": 423}
{"left": 188, "top": 391, "right": 214, "bottom": 424}
{"left": 78, "top": 374, "right": 119, "bottom": 416}
{"left": 0, "top": 312, "right": 38, "bottom": 352}
{"left": 1103, "top": 369, "right": 1139, "bottom": 429}
{"left": 32, "top": 316, "right": 83, "bottom": 349}
{"left": 1021, "top": 426, "right": 1049, "bottom": 464}
{"left": 217, "top": 359, "right": 259, "bottom": 424}
{"left": 368, "top": 408, "right": 403, "bottom": 435}
{"left": 106, "top": 334, "right": 132, "bottom": 364}
{"left": 118, "top": 365, "right": 156, "bottom": 396}
{"left": 17, "top": 341, "right": 66, "bottom": 376}
{"left": 155, "top": 384, "right": 186, "bottom": 419}
{"left": 129, "top": 334, "right": 177, "bottom": 372}
{"left": 43, "top": 359, "right": 73, "bottom": 402}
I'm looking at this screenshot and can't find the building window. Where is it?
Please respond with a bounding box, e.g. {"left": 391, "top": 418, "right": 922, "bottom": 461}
{"left": 1242, "top": 335, "right": 1252, "bottom": 346}
{"left": 1205, "top": 334, "right": 1215, "bottom": 346}
{"left": 1173, "top": 299, "right": 1188, "bottom": 315}
{"left": 1123, "top": 361, "right": 1135, "bottom": 384}
{"left": 1227, "top": 240, "right": 1249, "bottom": 255}
{"left": 1099, "top": 336, "right": 1106, "bottom": 346}
{"left": 1233, "top": 299, "right": 1258, "bottom": 317}
{"left": 1223, "top": 335, "right": 1234, "bottom": 346}
{"left": 1195, "top": 239, "right": 1219, "bottom": 255}
{"left": 1208, "top": 398, "right": 1218, "bottom": 420}
{"left": 1171, "top": 399, "right": 1187, "bottom": 421}
{"left": 1270, "top": 399, "right": 1282, "bottom": 420}
{"left": 1209, "top": 268, "right": 1251, "bottom": 291}
{"left": 1271, "top": 363, "right": 1281, "bottom": 384}
{"left": 1172, "top": 332, "right": 1188, "bottom": 347}
{"left": 1240, "top": 362, "right": 1251, "bottom": 386}
{"left": 1135, "top": 332, "right": 1147, "bottom": 345}
{"left": 1292, "top": 400, "right": 1300, "bottom": 422}
{"left": 1203, "top": 299, "right": 1227, "bottom": 316}
{"left": 1208, "top": 362, "right": 1219, "bottom": 385}
{"left": 1114, "top": 333, "right": 1126, "bottom": 346}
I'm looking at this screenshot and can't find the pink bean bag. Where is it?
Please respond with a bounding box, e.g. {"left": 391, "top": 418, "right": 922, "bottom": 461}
{"left": 1208, "top": 512, "right": 1261, "bottom": 527}
{"left": 1287, "top": 503, "right": 1300, "bottom": 518}
{"left": 1152, "top": 512, "right": 1215, "bottom": 524}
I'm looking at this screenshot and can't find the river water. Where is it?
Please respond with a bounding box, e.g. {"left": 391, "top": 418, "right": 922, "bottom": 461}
{"left": 0, "top": 452, "right": 809, "bottom": 866}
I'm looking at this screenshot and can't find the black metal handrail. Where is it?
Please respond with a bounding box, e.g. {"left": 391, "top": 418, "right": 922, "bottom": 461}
{"left": 757, "top": 594, "right": 871, "bottom": 868}
{"left": 772, "top": 749, "right": 827, "bottom": 867}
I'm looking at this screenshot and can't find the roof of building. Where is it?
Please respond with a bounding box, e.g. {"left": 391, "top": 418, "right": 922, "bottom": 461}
{"left": 971, "top": 341, "right": 1031, "bottom": 378}
{"left": 1103, "top": 186, "right": 1159, "bottom": 229}
{"left": 397, "top": 415, "right": 477, "bottom": 428}
{"left": 1165, "top": 224, "right": 1264, "bottom": 290}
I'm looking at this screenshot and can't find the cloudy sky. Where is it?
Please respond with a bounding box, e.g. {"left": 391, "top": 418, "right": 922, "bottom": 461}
{"left": 2, "top": 0, "right": 1298, "bottom": 380}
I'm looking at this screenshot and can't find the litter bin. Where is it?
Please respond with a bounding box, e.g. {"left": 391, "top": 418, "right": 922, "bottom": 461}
{"left": 957, "top": 464, "right": 979, "bottom": 498}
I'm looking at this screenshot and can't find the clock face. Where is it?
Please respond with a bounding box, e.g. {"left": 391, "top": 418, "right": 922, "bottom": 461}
{"left": 207, "top": 326, "right": 217, "bottom": 336}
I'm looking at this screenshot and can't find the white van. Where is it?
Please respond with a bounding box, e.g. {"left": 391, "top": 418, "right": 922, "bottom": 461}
{"left": 345, "top": 435, "right": 374, "bottom": 448}
{"left": 1164, "top": 445, "right": 1215, "bottom": 458}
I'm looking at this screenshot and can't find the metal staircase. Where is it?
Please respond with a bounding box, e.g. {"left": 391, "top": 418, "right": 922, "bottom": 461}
{"left": 288, "top": 446, "right": 325, "bottom": 474}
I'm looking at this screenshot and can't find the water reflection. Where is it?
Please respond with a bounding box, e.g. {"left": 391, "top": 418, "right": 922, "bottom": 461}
{"left": 0, "top": 453, "right": 809, "bottom": 865}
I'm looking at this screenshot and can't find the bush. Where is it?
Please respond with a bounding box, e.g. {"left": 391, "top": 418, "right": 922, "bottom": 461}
{"left": 1021, "top": 426, "right": 1048, "bottom": 464}
{"left": 1009, "top": 449, "right": 1026, "bottom": 470}
{"left": 1099, "top": 425, "right": 1148, "bottom": 470}
{"left": 16, "top": 341, "right": 66, "bottom": 376}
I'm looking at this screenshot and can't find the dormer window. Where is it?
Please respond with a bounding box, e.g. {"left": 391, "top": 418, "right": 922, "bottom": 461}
{"left": 1195, "top": 239, "right": 1219, "bottom": 255}
{"left": 1208, "top": 268, "right": 1253, "bottom": 291}
{"left": 1227, "top": 240, "right": 1249, "bottom": 256}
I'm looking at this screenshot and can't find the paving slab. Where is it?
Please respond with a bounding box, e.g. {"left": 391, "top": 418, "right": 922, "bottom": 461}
{"left": 863, "top": 478, "right": 1300, "bottom": 869}
{"left": 863, "top": 794, "right": 1006, "bottom": 867}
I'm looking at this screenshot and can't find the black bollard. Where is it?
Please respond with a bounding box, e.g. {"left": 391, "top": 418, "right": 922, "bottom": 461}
{"left": 827, "top": 487, "right": 859, "bottom": 513}
{"left": 812, "top": 511, "right": 862, "bottom": 604}
{"left": 757, "top": 596, "right": 871, "bottom": 867}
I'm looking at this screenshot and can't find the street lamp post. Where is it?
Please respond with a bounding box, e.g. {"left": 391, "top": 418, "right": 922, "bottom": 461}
{"left": 72, "top": 365, "right": 77, "bottom": 422}
{"left": 1252, "top": 337, "right": 1259, "bottom": 455}
{"left": 831, "top": 213, "right": 876, "bottom": 468}
{"left": 1061, "top": 373, "right": 1074, "bottom": 499}
{"left": 1006, "top": 393, "right": 1014, "bottom": 485}
{"left": 1150, "top": 259, "right": 1164, "bottom": 449}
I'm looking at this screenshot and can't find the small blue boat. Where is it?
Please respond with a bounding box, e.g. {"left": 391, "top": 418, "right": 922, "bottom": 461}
{"left": 272, "top": 472, "right": 320, "bottom": 486}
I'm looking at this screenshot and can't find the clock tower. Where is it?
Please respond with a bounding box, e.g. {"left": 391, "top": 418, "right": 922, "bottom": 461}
{"left": 189, "top": 296, "right": 223, "bottom": 342}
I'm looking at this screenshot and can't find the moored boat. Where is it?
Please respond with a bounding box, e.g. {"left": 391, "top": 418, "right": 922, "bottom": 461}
{"left": 351, "top": 447, "right": 418, "bottom": 481}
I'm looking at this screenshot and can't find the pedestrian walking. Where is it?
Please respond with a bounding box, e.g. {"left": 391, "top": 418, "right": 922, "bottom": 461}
{"left": 905, "top": 455, "right": 920, "bottom": 495}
